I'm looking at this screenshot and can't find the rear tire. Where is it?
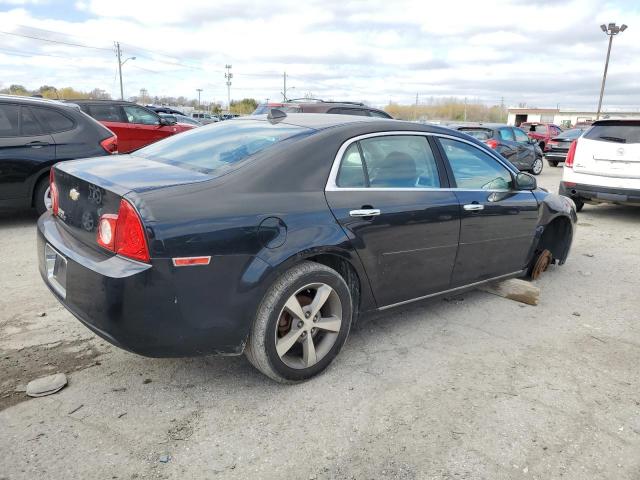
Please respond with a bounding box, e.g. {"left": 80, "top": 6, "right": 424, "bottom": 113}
{"left": 34, "top": 176, "right": 51, "bottom": 216}
{"left": 531, "top": 157, "right": 543, "bottom": 175}
{"left": 245, "top": 261, "right": 353, "bottom": 383}
{"left": 547, "top": 160, "right": 558, "bottom": 167}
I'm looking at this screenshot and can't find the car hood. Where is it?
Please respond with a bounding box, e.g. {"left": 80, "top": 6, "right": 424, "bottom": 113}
{"left": 56, "top": 154, "right": 212, "bottom": 196}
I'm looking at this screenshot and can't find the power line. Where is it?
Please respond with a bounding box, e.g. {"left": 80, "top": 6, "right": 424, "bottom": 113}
{"left": 0, "top": 30, "right": 112, "bottom": 51}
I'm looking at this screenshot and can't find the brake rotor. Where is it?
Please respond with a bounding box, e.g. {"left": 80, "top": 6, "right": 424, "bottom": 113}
{"left": 531, "top": 249, "right": 552, "bottom": 280}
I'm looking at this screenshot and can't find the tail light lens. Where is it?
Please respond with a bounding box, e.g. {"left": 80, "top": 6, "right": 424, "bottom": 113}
{"left": 49, "top": 168, "right": 59, "bottom": 216}
{"left": 96, "top": 199, "right": 150, "bottom": 263}
{"left": 565, "top": 140, "right": 578, "bottom": 168}
{"left": 485, "top": 139, "right": 499, "bottom": 149}
{"left": 100, "top": 135, "right": 118, "bottom": 154}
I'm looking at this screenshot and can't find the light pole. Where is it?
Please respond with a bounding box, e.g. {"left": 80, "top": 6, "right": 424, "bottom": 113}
{"left": 115, "top": 42, "right": 135, "bottom": 100}
{"left": 225, "top": 65, "right": 233, "bottom": 111}
{"left": 596, "top": 22, "right": 627, "bottom": 120}
{"left": 196, "top": 88, "right": 203, "bottom": 110}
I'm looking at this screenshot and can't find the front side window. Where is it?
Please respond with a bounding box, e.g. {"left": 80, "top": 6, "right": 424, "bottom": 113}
{"left": 335, "top": 135, "right": 441, "bottom": 189}
{"left": 123, "top": 106, "right": 159, "bottom": 125}
{"left": 21, "top": 107, "right": 43, "bottom": 136}
{"left": 513, "top": 128, "right": 530, "bottom": 143}
{"left": 134, "top": 119, "right": 313, "bottom": 174}
{"left": 439, "top": 138, "right": 513, "bottom": 190}
{"left": 90, "top": 104, "right": 125, "bottom": 122}
{"left": 0, "top": 104, "right": 20, "bottom": 136}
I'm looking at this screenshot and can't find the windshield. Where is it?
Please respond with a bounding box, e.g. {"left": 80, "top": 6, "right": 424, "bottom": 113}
{"left": 583, "top": 122, "right": 640, "bottom": 144}
{"left": 459, "top": 128, "right": 492, "bottom": 141}
{"left": 133, "top": 120, "right": 313, "bottom": 174}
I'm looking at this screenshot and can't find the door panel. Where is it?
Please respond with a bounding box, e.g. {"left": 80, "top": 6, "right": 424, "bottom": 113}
{"left": 436, "top": 136, "right": 539, "bottom": 286}
{"left": 327, "top": 190, "right": 461, "bottom": 306}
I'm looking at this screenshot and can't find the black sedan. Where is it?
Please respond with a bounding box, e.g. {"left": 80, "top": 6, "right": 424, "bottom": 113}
{"left": 451, "top": 123, "right": 544, "bottom": 175}
{"left": 38, "top": 113, "right": 577, "bottom": 382}
{"left": 544, "top": 128, "right": 586, "bottom": 167}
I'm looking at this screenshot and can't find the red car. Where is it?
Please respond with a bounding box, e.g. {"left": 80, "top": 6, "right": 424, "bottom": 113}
{"left": 519, "top": 122, "right": 563, "bottom": 151}
{"left": 71, "top": 100, "right": 194, "bottom": 153}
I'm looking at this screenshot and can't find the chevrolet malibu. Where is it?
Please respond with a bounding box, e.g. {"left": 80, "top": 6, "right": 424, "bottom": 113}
{"left": 38, "top": 112, "right": 577, "bottom": 382}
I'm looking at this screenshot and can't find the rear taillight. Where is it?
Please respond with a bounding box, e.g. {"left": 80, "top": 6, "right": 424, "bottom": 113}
{"left": 96, "top": 199, "right": 150, "bottom": 263}
{"left": 485, "top": 139, "right": 499, "bottom": 149}
{"left": 49, "top": 168, "right": 59, "bottom": 216}
{"left": 565, "top": 140, "right": 578, "bottom": 168}
{"left": 100, "top": 135, "right": 118, "bottom": 154}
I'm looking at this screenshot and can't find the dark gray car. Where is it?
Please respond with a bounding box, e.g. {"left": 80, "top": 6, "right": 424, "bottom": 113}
{"left": 450, "top": 123, "right": 544, "bottom": 175}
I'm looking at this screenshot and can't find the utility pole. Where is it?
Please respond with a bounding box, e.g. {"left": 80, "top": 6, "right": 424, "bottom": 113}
{"left": 596, "top": 22, "right": 628, "bottom": 120}
{"left": 196, "top": 88, "right": 203, "bottom": 109}
{"left": 225, "top": 64, "right": 233, "bottom": 111}
{"left": 283, "top": 72, "right": 287, "bottom": 101}
{"left": 115, "top": 42, "right": 135, "bottom": 101}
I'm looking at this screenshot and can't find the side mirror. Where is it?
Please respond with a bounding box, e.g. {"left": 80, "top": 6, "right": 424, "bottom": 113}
{"left": 516, "top": 172, "right": 537, "bottom": 190}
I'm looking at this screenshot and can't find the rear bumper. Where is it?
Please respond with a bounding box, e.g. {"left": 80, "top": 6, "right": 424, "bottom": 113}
{"left": 559, "top": 181, "right": 640, "bottom": 205}
{"left": 37, "top": 213, "right": 255, "bottom": 357}
{"left": 545, "top": 151, "right": 567, "bottom": 161}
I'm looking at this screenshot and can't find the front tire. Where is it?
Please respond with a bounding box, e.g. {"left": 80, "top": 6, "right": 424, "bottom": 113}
{"left": 34, "top": 176, "right": 51, "bottom": 216}
{"left": 245, "top": 261, "right": 353, "bottom": 383}
{"left": 531, "top": 157, "right": 544, "bottom": 175}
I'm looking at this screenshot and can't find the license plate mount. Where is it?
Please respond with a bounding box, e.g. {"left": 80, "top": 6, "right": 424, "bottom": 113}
{"left": 45, "top": 243, "right": 67, "bottom": 298}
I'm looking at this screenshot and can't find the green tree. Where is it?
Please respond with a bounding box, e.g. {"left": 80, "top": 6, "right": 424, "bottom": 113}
{"left": 230, "top": 98, "right": 258, "bottom": 115}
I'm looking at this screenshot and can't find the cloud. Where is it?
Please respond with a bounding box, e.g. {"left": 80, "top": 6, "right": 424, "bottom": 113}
{"left": 0, "top": 0, "right": 639, "bottom": 109}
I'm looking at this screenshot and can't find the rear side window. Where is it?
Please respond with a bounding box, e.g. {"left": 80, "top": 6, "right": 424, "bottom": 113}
{"left": 89, "top": 104, "right": 125, "bottom": 122}
{"left": 133, "top": 120, "right": 313, "bottom": 174}
{"left": 21, "top": 107, "right": 43, "bottom": 136}
{"left": 0, "top": 104, "right": 20, "bottom": 136}
{"left": 336, "top": 135, "right": 441, "bottom": 188}
{"left": 369, "top": 110, "right": 392, "bottom": 119}
{"left": 583, "top": 123, "right": 640, "bottom": 144}
{"left": 32, "top": 107, "right": 74, "bottom": 133}
{"left": 498, "top": 128, "right": 514, "bottom": 141}
{"left": 439, "top": 138, "right": 513, "bottom": 190}
{"left": 513, "top": 128, "right": 529, "bottom": 143}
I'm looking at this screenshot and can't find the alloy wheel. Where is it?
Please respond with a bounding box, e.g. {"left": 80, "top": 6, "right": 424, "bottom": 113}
{"left": 532, "top": 158, "right": 543, "bottom": 175}
{"left": 275, "top": 283, "right": 342, "bottom": 369}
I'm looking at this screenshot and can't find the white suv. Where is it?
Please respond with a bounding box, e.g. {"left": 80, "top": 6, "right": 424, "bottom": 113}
{"left": 560, "top": 119, "right": 640, "bottom": 211}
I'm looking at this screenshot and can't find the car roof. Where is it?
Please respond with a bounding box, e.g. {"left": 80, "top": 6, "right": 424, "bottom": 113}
{"left": 0, "top": 94, "right": 79, "bottom": 109}
{"left": 240, "top": 113, "right": 457, "bottom": 134}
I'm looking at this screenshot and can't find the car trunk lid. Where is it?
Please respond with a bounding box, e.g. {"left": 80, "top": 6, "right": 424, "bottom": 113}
{"left": 52, "top": 155, "right": 211, "bottom": 250}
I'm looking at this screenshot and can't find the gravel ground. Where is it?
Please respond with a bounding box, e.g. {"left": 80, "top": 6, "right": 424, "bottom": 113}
{"left": 1, "top": 165, "right": 639, "bottom": 480}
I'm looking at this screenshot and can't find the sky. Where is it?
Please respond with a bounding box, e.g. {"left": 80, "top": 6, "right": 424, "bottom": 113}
{"left": 0, "top": 0, "right": 639, "bottom": 110}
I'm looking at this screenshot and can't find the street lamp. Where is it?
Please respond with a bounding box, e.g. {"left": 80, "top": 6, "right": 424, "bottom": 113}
{"left": 596, "top": 22, "right": 628, "bottom": 119}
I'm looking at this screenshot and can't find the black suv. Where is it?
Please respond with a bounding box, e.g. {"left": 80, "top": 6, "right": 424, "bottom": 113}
{"left": 253, "top": 99, "right": 393, "bottom": 118}
{"left": 0, "top": 95, "right": 117, "bottom": 214}
{"left": 450, "top": 123, "right": 544, "bottom": 175}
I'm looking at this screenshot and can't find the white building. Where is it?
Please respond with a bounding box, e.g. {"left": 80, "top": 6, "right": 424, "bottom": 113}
{"left": 507, "top": 107, "right": 640, "bottom": 128}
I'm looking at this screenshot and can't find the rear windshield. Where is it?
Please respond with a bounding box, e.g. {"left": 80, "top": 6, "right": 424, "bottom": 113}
{"left": 133, "top": 119, "right": 313, "bottom": 174}
{"left": 522, "top": 124, "right": 548, "bottom": 133}
{"left": 557, "top": 128, "right": 584, "bottom": 140}
{"left": 459, "top": 128, "right": 492, "bottom": 141}
{"left": 583, "top": 122, "right": 640, "bottom": 144}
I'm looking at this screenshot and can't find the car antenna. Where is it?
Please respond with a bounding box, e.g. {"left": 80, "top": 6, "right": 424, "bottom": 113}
{"left": 267, "top": 108, "right": 287, "bottom": 123}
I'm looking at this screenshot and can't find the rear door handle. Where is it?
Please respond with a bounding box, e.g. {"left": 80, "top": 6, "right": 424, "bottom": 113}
{"left": 463, "top": 204, "right": 484, "bottom": 211}
{"left": 349, "top": 209, "right": 381, "bottom": 217}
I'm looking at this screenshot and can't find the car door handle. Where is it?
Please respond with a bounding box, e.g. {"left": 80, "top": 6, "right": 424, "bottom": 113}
{"left": 463, "top": 204, "right": 485, "bottom": 211}
{"left": 349, "top": 209, "right": 381, "bottom": 217}
{"left": 27, "top": 141, "right": 50, "bottom": 148}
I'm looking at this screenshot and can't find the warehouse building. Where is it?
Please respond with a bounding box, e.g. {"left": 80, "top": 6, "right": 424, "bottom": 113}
{"left": 507, "top": 107, "right": 640, "bottom": 128}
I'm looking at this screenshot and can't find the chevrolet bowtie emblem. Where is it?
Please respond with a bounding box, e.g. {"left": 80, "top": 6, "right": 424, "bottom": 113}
{"left": 69, "top": 188, "right": 80, "bottom": 201}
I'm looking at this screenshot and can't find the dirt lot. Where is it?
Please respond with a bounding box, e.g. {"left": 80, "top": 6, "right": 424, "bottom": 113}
{"left": 1, "top": 165, "right": 639, "bottom": 480}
